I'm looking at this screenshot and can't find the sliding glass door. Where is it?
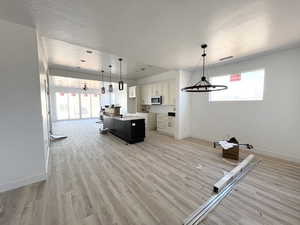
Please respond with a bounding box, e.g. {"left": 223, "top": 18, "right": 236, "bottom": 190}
{"left": 91, "top": 94, "right": 100, "bottom": 118}
{"left": 55, "top": 92, "right": 100, "bottom": 120}
{"left": 68, "top": 93, "right": 80, "bottom": 119}
{"left": 55, "top": 92, "right": 68, "bottom": 120}
{"left": 80, "top": 93, "right": 91, "bottom": 118}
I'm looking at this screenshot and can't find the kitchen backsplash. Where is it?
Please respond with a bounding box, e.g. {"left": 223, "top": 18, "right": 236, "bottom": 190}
{"left": 149, "top": 105, "right": 176, "bottom": 113}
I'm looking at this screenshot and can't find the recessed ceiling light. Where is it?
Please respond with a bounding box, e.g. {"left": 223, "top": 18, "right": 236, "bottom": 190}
{"left": 80, "top": 59, "right": 86, "bottom": 62}
{"left": 86, "top": 50, "right": 93, "bottom": 54}
{"left": 219, "top": 56, "right": 234, "bottom": 61}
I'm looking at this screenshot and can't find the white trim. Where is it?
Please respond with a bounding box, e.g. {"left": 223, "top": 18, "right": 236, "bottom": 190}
{"left": 45, "top": 145, "right": 50, "bottom": 175}
{"left": 0, "top": 173, "right": 47, "bottom": 193}
{"left": 254, "top": 148, "right": 300, "bottom": 164}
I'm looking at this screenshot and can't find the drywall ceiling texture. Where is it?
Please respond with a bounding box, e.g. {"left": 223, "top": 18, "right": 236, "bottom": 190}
{"left": 44, "top": 38, "right": 169, "bottom": 80}
{"left": 0, "top": 0, "right": 300, "bottom": 71}
{"left": 0, "top": 19, "right": 47, "bottom": 192}
{"left": 190, "top": 47, "right": 300, "bottom": 162}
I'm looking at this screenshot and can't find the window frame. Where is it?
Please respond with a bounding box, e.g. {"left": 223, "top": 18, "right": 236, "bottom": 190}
{"left": 55, "top": 91, "right": 100, "bottom": 121}
{"left": 208, "top": 68, "right": 265, "bottom": 102}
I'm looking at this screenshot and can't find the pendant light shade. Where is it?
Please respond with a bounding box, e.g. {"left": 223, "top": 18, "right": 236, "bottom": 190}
{"left": 118, "top": 58, "right": 124, "bottom": 91}
{"left": 100, "top": 70, "right": 105, "bottom": 94}
{"left": 108, "top": 65, "right": 113, "bottom": 93}
{"left": 82, "top": 83, "right": 88, "bottom": 91}
{"left": 181, "top": 44, "right": 228, "bottom": 92}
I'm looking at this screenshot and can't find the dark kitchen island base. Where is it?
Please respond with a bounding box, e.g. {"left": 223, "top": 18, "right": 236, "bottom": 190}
{"left": 103, "top": 115, "right": 145, "bottom": 144}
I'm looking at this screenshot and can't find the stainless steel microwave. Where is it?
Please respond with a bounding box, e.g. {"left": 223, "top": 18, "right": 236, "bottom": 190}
{"left": 151, "top": 96, "right": 162, "bottom": 105}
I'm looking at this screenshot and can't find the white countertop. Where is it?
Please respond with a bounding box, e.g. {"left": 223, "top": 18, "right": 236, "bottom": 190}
{"left": 104, "top": 115, "right": 145, "bottom": 121}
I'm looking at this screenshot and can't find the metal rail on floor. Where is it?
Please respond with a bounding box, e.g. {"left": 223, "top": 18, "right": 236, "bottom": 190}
{"left": 183, "top": 160, "right": 260, "bottom": 225}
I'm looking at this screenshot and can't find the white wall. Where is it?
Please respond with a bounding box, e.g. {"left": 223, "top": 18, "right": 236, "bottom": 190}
{"left": 137, "top": 70, "right": 179, "bottom": 85}
{"left": 176, "top": 70, "right": 192, "bottom": 139}
{"left": 190, "top": 47, "right": 300, "bottom": 162}
{"left": 0, "top": 19, "right": 47, "bottom": 192}
{"left": 37, "top": 34, "right": 50, "bottom": 174}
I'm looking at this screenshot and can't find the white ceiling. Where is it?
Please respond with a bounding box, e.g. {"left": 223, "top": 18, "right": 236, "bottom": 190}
{"left": 1, "top": 0, "right": 300, "bottom": 77}
{"left": 45, "top": 38, "right": 168, "bottom": 79}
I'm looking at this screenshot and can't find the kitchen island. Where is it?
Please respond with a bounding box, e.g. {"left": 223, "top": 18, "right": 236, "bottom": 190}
{"left": 103, "top": 115, "right": 145, "bottom": 144}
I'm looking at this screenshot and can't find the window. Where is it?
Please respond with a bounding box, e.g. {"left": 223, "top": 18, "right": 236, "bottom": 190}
{"left": 80, "top": 93, "right": 91, "bottom": 118}
{"left": 56, "top": 92, "right": 69, "bottom": 120}
{"left": 91, "top": 94, "right": 100, "bottom": 118}
{"left": 51, "top": 76, "right": 126, "bottom": 120}
{"left": 209, "top": 69, "right": 265, "bottom": 102}
{"left": 68, "top": 93, "right": 80, "bottom": 119}
{"left": 55, "top": 92, "right": 100, "bottom": 120}
{"left": 100, "top": 82, "right": 128, "bottom": 114}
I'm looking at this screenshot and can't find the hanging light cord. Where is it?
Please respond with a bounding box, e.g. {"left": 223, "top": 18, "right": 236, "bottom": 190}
{"left": 202, "top": 48, "right": 206, "bottom": 78}
{"left": 109, "top": 65, "right": 112, "bottom": 83}
{"left": 101, "top": 70, "right": 104, "bottom": 88}
{"left": 194, "top": 45, "right": 211, "bottom": 87}
{"left": 119, "top": 59, "right": 122, "bottom": 81}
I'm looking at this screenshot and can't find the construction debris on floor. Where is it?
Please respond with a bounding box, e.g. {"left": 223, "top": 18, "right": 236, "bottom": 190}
{"left": 213, "top": 137, "right": 253, "bottom": 160}
{"left": 184, "top": 154, "right": 258, "bottom": 225}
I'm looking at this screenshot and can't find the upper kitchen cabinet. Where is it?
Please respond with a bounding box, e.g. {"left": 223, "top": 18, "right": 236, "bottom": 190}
{"left": 129, "top": 86, "right": 136, "bottom": 98}
{"left": 168, "top": 80, "right": 176, "bottom": 105}
{"left": 161, "top": 82, "right": 169, "bottom": 105}
{"left": 140, "top": 79, "right": 177, "bottom": 106}
{"left": 141, "top": 84, "right": 152, "bottom": 105}
{"left": 152, "top": 82, "right": 162, "bottom": 97}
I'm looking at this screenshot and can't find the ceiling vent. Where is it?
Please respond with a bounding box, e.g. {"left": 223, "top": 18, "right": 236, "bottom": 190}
{"left": 219, "top": 56, "right": 234, "bottom": 61}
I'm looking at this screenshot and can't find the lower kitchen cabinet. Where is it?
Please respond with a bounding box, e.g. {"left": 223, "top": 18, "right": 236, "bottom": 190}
{"left": 157, "top": 113, "right": 175, "bottom": 136}
{"left": 136, "top": 112, "right": 157, "bottom": 130}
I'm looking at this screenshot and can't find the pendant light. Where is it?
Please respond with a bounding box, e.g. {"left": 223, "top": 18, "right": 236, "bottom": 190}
{"left": 181, "top": 44, "right": 228, "bottom": 92}
{"left": 108, "top": 65, "right": 113, "bottom": 92}
{"left": 82, "top": 83, "right": 88, "bottom": 91}
{"left": 100, "top": 70, "right": 105, "bottom": 94}
{"left": 118, "top": 58, "right": 124, "bottom": 91}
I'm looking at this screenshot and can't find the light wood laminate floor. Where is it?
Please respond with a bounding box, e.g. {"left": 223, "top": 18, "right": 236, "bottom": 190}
{"left": 0, "top": 119, "right": 299, "bottom": 225}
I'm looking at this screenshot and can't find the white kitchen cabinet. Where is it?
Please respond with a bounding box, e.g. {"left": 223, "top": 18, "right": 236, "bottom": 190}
{"left": 141, "top": 84, "right": 151, "bottom": 105}
{"left": 168, "top": 80, "right": 176, "bottom": 105}
{"left": 141, "top": 85, "right": 146, "bottom": 104}
{"left": 146, "top": 84, "right": 153, "bottom": 105}
{"left": 136, "top": 112, "right": 157, "bottom": 130}
{"left": 128, "top": 86, "right": 136, "bottom": 98}
{"left": 139, "top": 79, "right": 177, "bottom": 106}
{"left": 157, "top": 113, "right": 175, "bottom": 136}
{"left": 162, "top": 82, "right": 169, "bottom": 105}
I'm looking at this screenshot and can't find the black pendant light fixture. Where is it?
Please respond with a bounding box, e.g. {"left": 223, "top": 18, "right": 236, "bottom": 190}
{"left": 100, "top": 70, "right": 105, "bottom": 94}
{"left": 108, "top": 65, "right": 113, "bottom": 92}
{"left": 118, "top": 58, "right": 124, "bottom": 91}
{"left": 181, "top": 44, "right": 228, "bottom": 92}
{"left": 82, "top": 83, "right": 88, "bottom": 91}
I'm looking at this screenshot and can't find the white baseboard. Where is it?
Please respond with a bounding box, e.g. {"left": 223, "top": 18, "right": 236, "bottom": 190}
{"left": 45, "top": 145, "right": 50, "bottom": 174}
{"left": 254, "top": 148, "right": 300, "bottom": 164}
{"left": 190, "top": 136, "right": 300, "bottom": 164}
{"left": 0, "top": 173, "right": 47, "bottom": 193}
